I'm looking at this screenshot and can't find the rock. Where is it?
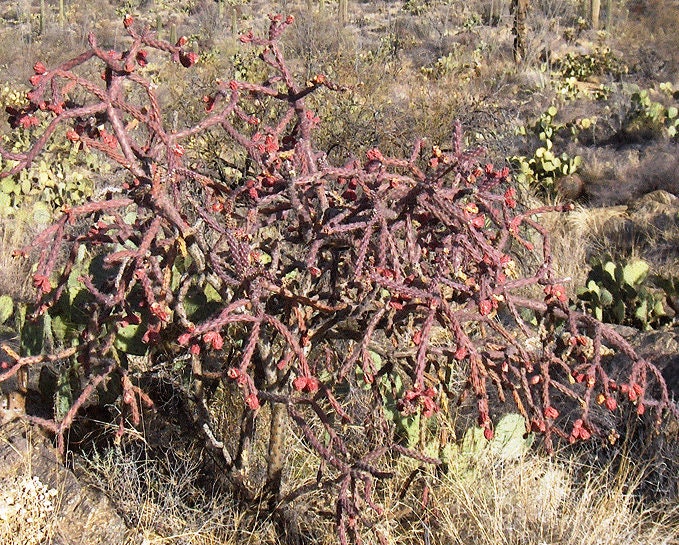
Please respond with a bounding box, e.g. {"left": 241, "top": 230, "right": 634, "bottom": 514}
{"left": 0, "top": 420, "right": 138, "bottom": 545}
{"left": 556, "top": 174, "right": 585, "bottom": 200}
{"left": 632, "top": 328, "right": 679, "bottom": 400}
{"left": 605, "top": 326, "right": 679, "bottom": 401}
{"left": 628, "top": 189, "right": 679, "bottom": 230}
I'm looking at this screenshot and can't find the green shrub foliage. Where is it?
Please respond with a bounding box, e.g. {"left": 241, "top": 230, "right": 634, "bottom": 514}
{"left": 0, "top": 15, "right": 676, "bottom": 544}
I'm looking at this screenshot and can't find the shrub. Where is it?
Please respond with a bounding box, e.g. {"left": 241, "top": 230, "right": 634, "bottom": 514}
{"left": 0, "top": 15, "right": 676, "bottom": 544}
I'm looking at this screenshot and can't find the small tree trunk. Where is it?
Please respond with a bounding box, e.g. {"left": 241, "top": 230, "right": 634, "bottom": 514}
{"left": 511, "top": 0, "right": 529, "bottom": 63}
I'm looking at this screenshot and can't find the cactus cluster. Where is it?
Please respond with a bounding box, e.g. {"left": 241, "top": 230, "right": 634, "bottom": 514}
{"left": 577, "top": 256, "right": 668, "bottom": 330}
{"left": 554, "top": 47, "right": 628, "bottom": 81}
{"left": 626, "top": 84, "right": 679, "bottom": 140}
{"left": 511, "top": 106, "right": 583, "bottom": 197}
{"left": 0, "top": 86, "right": 107, "bottom": 221}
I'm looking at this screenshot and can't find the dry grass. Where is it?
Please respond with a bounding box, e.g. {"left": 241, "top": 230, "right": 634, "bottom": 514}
{"left": 392, "top": 447, "right": 679, "bottom": 545}
{"left": 1, "top": 418, "right": 674, "bottom": 545}
{"left": 541, "top": 202, "right": 628, "bottom": 287}
{"left": 579, "top": 144, "right": 679, "bottom": 207}
{"left": 81, "top": 444, "right": 283, "bottom": 545}
{"left": 427, "top": 451, "right": 678, "bottom": 545}
{"left": 72, "top": 421, "right": 679, "bottom": 545}
{"left": 0, "top": 214, "right": 33, "bottom": 302}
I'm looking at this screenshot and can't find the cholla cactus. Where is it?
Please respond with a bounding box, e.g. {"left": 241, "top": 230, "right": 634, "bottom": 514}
{"left": 0, "top": 14, "right": 675, "bottom": 545}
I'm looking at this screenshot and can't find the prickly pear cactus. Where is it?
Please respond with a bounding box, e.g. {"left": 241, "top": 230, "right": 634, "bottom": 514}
{"left": 577, "top": 256, "right": 667, "bottom": 330}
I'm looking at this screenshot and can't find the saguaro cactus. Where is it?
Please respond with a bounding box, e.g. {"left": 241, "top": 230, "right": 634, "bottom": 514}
{"left": 591, "top": 0, "right": 601, "bottom": 29}
{"left": 59, "top": 0, "right": 66, "bottom": 27}
{"left": 39, "top": 0, "right": 46, "bottom": 34}
{"left": 339, "top": 0, "right": 348, "bottom": 25}
{"left": 511, "top": 0, "right": 529, "bottom": 63}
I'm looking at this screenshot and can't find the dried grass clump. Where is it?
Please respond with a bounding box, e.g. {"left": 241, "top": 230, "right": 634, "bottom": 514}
{"left": 579, "top": 143, "right": 679, "bottom": 207}
{"left": 429, "top": 450, "right": 679, "bottom": 545}
{"left": 68, "top": 417, "right": 679, "bottom": 545}
{"left": 0, "top": 216, "right": 33, "bottom": 302}
{"left": 81, "top": 445, "right": 282, "bottom": 545}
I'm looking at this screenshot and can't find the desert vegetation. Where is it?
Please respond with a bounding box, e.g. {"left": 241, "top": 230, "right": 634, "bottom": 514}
{"left": 0, "top": 1, "right": 677, "bottom": 544}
